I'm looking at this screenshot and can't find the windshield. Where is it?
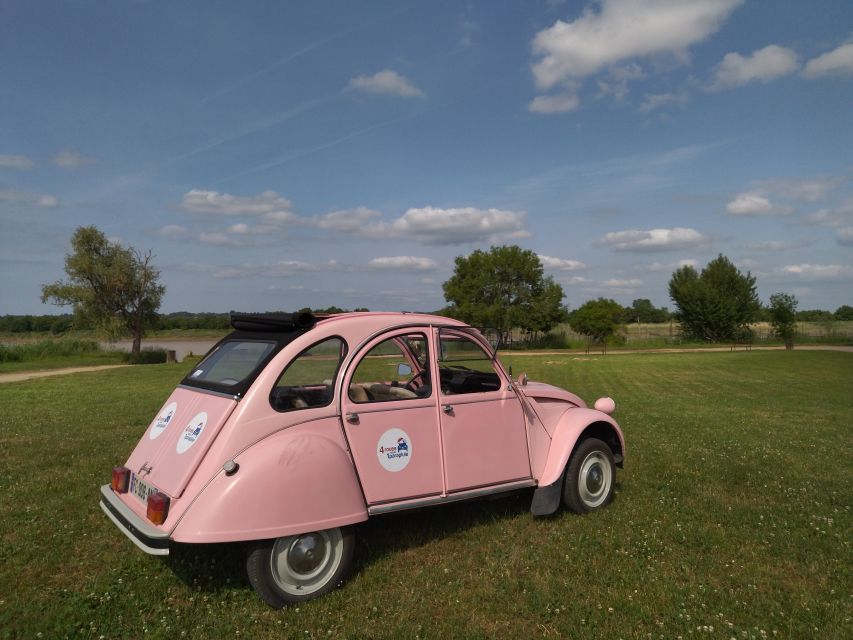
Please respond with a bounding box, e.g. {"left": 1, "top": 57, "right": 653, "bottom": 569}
{"left": 185, "top": 339, "right": 277, "bottom": 390}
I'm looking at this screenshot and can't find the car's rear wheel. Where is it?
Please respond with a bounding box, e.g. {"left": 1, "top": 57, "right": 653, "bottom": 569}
{"left": 562, "top": 437, "right": 615, "bottom": 514}
{"left": 246, "top": 527, "right": 354, "bottom": 607}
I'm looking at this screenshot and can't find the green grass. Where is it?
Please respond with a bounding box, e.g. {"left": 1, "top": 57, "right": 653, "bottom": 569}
{"left": 0, "top": 352, "right": 851, "bottom": 639}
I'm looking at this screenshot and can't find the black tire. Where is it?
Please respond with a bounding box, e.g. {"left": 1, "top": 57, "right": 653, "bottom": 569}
{"left": 562, "top": 437, "right": 616, "bottom": 514}
{"left": 246, "top": 527, "right": 354, "bottom": 608}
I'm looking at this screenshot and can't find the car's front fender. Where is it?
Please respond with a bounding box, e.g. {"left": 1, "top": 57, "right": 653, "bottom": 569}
{"left": 540, "top": 407, "right": 625, "bottom": 487}
{"left": 170, "top": 419, "right": 368, "bottom": 543}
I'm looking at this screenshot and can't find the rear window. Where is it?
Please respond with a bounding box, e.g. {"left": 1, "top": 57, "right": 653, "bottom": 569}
{"left": 186, "top": 340, "right": 277, "bottom": 389}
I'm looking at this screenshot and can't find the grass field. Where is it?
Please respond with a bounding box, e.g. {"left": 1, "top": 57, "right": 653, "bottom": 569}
{"left": 0, "top": 351, "right": 851, "bottom": 639}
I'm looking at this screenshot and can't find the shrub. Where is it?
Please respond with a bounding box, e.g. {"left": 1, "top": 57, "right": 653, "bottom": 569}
{"left": 122, "top": 348, "right": 167, "bottom": 365}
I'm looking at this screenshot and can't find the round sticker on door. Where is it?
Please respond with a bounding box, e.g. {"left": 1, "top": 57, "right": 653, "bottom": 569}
{"left": 176, "top": 412, "right": 207, "bottom": 454}
{"left": 149, "top": 402, "right": 177, "bottom": 440}
{"left": 377, "top": 428, "right": 412, "bottom": 472}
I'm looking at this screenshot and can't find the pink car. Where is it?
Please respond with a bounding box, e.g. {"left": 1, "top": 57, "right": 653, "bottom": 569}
{"left": 100, "top": 311, "right": 625, "bottom": 607}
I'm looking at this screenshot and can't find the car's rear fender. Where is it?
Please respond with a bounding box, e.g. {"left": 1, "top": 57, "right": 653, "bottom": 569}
{"left": 170, "top": 419, "right": 368, "bottom": 543}
{"left": 538, "top": 408, "right": 625, "bottom": 488}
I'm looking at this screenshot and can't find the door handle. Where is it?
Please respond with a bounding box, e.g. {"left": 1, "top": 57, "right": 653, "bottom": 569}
{"left": 346, "top": 412, "right": 359, "bottom": 424}
{"left": 442, "top": 404, "right": 453, "bottom": 414}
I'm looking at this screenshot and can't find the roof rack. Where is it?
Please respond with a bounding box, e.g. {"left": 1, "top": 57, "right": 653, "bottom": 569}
{"left": 229, "top": 311, "right": 316, "bottom": 332}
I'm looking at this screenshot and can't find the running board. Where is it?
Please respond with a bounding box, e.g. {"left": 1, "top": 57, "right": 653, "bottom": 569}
{"left": 368, "top": 479, "right": 536, "bottom": 516}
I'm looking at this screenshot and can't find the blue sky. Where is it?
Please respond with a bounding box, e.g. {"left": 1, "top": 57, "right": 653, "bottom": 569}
{"left": 2, "top": 0, "right": 852, "bottom": 315}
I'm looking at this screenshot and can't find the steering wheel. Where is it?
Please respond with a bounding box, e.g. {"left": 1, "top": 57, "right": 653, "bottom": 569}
{"left": 403, "top": 370, "right": 429, "bottom": 392}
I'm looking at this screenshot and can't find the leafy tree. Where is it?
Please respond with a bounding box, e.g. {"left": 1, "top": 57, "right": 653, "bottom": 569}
{"left": 442, "top": 246, "right": 567, "bottom": 347}
{"left": 668, "top": 254, "right": 760, "bottom": 342}
{"left": 41, "top": 226, "right": 165, "bottom": 358}
{"left": 834, "top": 305, "right": 853, "bottom": 321}
{"left": 797, "top": 309, "right": 833, "bottom": 321}
{"left": 569, "top": 298, "right": 624, "bottom": 345}
{"left": 624, "top": 298, "right": 670, "bottom": 324}
{"left": 768, "top": 292, "right": 798, "bottom": 349}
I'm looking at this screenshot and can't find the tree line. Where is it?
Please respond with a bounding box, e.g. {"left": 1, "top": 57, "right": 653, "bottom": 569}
{"left": 25, "top": 227, "right": 853, "bottom": 354}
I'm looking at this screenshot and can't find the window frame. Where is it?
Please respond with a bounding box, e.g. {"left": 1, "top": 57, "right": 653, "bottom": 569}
{"left": 269, "top": 335, "right": 348, "bottom": 413}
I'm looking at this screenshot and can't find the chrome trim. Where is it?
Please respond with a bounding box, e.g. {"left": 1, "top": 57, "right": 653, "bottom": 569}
{"left": 367, "top": 478, "right": 536, "bottom": 515}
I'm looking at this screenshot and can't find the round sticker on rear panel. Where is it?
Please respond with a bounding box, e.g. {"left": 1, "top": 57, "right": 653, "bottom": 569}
{"left": 377, "top": 428, "right": 412, "bottom": 472}
{"left": 149, "top": 402, "right": 177, "bottom": 440}
{"left": 177, "top": 412, "right": 207, "bottom": 454}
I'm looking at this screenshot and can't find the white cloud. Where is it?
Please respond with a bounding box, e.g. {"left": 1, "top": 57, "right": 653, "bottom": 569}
{"left": 837, "top": 227, "right": 853, "bottom": 247}
{"left": 642, "top": 259, "right": 699, "bottom": 271}
{"left": 596, "top": 63, "right": 645, "bottom": 102}
{"left": 726, "top": 191, "right": 791, "bottom": 216}
{"left": 52, "top": 150, "right": 95, "bottom": 168}
{"left": 638, "top": 91, "right": 688, "bottom": 113}
{"left": 803, "top": 42, "right": 853, "bottom": 78}
{"left": 726, "top": 192, "right": 772, "bottom": 215}
{"left": 755, "top": 176, "right": 841, "bottom": 202}
{"left": 158, "top": 224, "right": 190, "bottom": 239}
{"left": 348, "top": 70, "right": 425, "bottom": 98}
{"left": 709, "top": 45, "right": 799, "bottom": 91}
{"left": 529, "top": 92, "right": 580, "bottom": 114}
{"left": 780, "top": 264, "right": 853, "bottom": 280}
{"left": 310, "top": 207, "right": 383, "bottom": 232}
{"left": 227, "top": 223, "right": 250, "bottom": 234}
{"left": 180, "top": 189, "right": 295, "bottom": 220}
{"left": 0, "top": 154, "right": 35, "bottom": 169}
{"left": 367, "top": 256, "right": 438, "bottom": 271}
{"left": 198, "top": 231, "right": 241, "bottom": 246}
{"left": 0, "top": 188, "right": 57, "bottom": 207}
{"left": 530, "top": 0, "right": 742, "bottom": 91}
{"left": 538, "top": 255, "right": 586, "bottom": 271}
{"left": 807, "top": 201, "right": 853, "bottom": 228}
{"left": 602, "top": 278, "right": 642, "bottom": 287}
{"left": 597, "top": 227, "right": 710, "bottom": 252}
{"left": 381, "top": 206, "right": 529, "bottom": 245}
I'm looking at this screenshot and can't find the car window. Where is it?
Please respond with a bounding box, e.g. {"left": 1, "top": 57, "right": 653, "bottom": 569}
{"left": 188, "top": 340, "right": 277, "bottom": 388}
{"left": 349, "top": 333, "right": 430, "bottom": 403}
{"left": 439, "top": 332, "right": 502, "bottom": 395}
{"left": 270, "top": 337, "right": 346, "bottom": 412}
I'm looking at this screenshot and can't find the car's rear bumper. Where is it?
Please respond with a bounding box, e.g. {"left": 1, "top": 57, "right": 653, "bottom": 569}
{"left": 99, "top": 484, "right": 170, "bottom": 556}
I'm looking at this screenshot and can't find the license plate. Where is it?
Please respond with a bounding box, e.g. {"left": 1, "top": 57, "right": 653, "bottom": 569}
{"left": 129, "top": 473, "right": 157, "bottom": 503}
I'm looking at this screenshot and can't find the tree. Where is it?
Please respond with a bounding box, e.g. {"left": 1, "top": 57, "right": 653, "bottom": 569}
{"left": 624, "top": 298, "right": 670, "bottom": 324}
{"left": 442, "top": 246, "right": 567, "bottom": 347}
{"left": 768, "top": 292, "right": 798, "bottom": 350}
{"left": 41, "top": 226, "right": 165, "bottom": 359}
{"left": 668, "top": 255, "right": 760, "bottom": 342}
{"left": 834, "top": 305, "right": 853, "bottom": 321}
{"left": 569, "top": 298, "right": 624, "bottom": 345}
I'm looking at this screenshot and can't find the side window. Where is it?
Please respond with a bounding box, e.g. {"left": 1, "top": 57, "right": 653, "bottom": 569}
{"left": 349, "top": 333, "right": 431, "bottom": 403}
{"left": 270, "top": 337, "right": 346, "bottom": 412}
{"left": 439, "top": 332, "right": 502, "bottom": 395}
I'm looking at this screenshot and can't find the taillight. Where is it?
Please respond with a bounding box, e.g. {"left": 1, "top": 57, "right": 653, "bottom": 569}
{"left": 111, "top": 466, "right": 130, "bottom": 493}
{"left": 146, "top": 491, "right": 170, "bottom": 525}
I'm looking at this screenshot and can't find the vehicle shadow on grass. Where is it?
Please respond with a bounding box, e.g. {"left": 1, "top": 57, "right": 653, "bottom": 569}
{"left": 160, "top": 489, "right": 540, "bottom": 593}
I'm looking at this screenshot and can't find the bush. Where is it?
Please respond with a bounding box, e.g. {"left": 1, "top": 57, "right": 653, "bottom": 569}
{"left": 0, "top": 339, "right": 102, "bottom": 362}
{"left": 515, "top": 331, "right": 572, "bottom": 350}
{"left": 122, "top": 348, "right": 167, "bottom": 365}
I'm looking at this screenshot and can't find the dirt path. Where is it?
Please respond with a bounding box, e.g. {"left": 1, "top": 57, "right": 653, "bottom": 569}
{"left": 0, "top": 364, "right": 132, "bottom": 384}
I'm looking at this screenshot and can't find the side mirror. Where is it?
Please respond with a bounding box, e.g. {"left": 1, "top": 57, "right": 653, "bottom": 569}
{"left": 396, "top": 363, "right": 413, "bottom": 377}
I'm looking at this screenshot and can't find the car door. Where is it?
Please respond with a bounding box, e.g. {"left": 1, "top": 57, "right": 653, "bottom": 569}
{"left": 437, "top": 329, "right": 531, "bottom": 493}
{"left": 340, "top": 330, "right": 444, "bottom": 505}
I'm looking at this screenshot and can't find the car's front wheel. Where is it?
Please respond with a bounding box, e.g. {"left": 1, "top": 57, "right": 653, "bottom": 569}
{"left": 246, "top": 527, "right": 354, "bottom": 607}
{"left": 562, "top": 437, "right": 615, "bottom": 514}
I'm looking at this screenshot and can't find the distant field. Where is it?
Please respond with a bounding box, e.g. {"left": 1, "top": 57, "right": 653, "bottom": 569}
{"left": 0, "top": 351, "right": 851, "bottom": 638}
